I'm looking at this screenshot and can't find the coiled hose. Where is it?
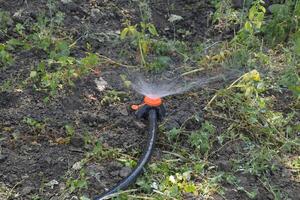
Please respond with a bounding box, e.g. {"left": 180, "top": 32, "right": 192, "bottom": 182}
{"left": 94, "top": 109, "right": 158, "bottom": 200}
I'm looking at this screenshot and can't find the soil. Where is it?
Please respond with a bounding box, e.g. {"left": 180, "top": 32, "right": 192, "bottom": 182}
{"left": 0, "top": 0, "right": 299, "bottom": 200}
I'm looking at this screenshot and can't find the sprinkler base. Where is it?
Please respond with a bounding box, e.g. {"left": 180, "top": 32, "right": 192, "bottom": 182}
{"left": 135, "top": 104, "right": 166, "bottom": 120}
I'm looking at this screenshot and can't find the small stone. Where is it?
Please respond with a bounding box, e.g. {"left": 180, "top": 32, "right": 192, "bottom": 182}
{"left": 267, "top": 193, "right": 273, "bottom": 199}
{"left": 61, "top": 0, "right": 73, "bottom": 4}
{"left": 45, "top": 156, "right": 52, "bottom": 165}
{"left": 21, "top": 186, "right": 34, "bottom": 195}
{"left": 0, "top": 154, "right": 7, "bottom": 162}
{"left": 97, "top": 114, "right": 109, "bottom": 123}
{"left": 238, "top": 176, "right": 248, "bottom": 184}
{"left": 59, "top": 182, "right": 66, "bottom": 191}
{"left": 134, "top": 121, "right": 146, "bottom": 129}
{"left": 231, "top": 0, "right": 244, "bottom": 9}
{"left": 91, "top": 8, "right": 101, "bottom": 18}
{"left": 282, "top": 168, "right": 292, "bottom": 177}
{"left": 110, "top": 161, "right": 123, "bottom": 169}
{"left": 45, "top": 180, "right": 59, "bottom": 189}
{"left": 95, "top": 77, "right": 108, "bottom": 92}
{"left": 90, "top": 8, "right": 102, "bottom": 23}
{"left": 110, "top": 170, "right": 120, "bottom": 177}
{"left": 8, "top": 174, "right": 18, "bottom": 183}
{"left": 74, "top": 16, "right": 80, "bottom": 21}
{"left": 70, "top": 135, "right": 85, "bottom": 148}
{"left": 86, "top": 164, "right": 105, "bottom": 176}
{"left": 72, "top": 161, "right": 83, "bottom": 170}
{"left": 216, "top": 160, "right": 231, "bottom": 171}
{"left": 119, "top": 167, "right": 131, "bottom": 178}
{"left": 118, "top": 106, "right": 128, "bottom": 116}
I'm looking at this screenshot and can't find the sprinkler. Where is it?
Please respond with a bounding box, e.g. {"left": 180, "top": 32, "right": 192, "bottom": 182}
{"left": 94, "top": 97, "right": 165, "bottom": 200}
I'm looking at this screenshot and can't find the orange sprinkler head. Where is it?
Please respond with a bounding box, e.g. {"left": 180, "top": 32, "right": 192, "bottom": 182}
{"left": 144, "top": 96, "right": 162, "bottom": 107}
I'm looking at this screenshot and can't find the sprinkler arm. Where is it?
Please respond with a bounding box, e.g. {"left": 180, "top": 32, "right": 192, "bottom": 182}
{"left": 131, "top": 97, "right": 166, "bottom": 120}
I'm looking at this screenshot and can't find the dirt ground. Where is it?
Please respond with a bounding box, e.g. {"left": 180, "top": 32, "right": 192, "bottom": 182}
{"left": 0, "top": 0, "right": 299, "bottom": 200}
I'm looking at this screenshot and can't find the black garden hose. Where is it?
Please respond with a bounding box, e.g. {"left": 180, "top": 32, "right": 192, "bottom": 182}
{"left": 94, "top": 108, "right": 158, "bottom": 200}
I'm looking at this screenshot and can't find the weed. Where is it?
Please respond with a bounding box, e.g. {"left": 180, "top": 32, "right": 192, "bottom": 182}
{"left": 101, "top": 90, "right": 127, "bottom": 105}
{"left": 120, "top": 22, "right": 158, "bottom": 68}
{"left": 23, "top": 117, "right": 45, "bottom": 134}
{"left": 65, "top": 124, "right": 75, "bottom": 137}
{"left": 233, "top": 0, "right": 266, "bottom": 47}
{"left": 0, "top": 10, "right": 12, "bottom": 37}
{"left": 189, "top": 121, "right": 216, "bottom": 155}
{"left": 279, "top": 66, "right": 300, "bottom": 97}
{"left": 28, "top": 51, "right": 100, "bottom": 97}
{"left": 263, "top": 0, "right": 300, "bottom": 45}
{"left": 67, "top": 169, "right": 88, "bottom": 193}
{"left": 0, "top": 43, "right": 13, "bottom": 66}
{"left": 213, "top": 0, "right": 245, "bottom": 32}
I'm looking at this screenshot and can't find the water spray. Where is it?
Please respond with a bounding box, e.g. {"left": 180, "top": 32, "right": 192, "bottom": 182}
{"left": 94, "top": 69, "right": 243, "bottom": 199}
{"left": 94, "top": 97, "right": 165, "bottom": 200}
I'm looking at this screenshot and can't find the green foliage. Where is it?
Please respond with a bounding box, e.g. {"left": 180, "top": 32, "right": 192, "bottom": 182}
{"left": 23, "top": 117, "right": 45, "bottom": 134}
{"left": 233, "top": 0, "right": 266, "bottom": 45}
{"left": 0, "top": 10, "right": 12, "bottom": 37}
{"left": 243, "top": 147, "right": 278, "bottom": 176}
{"left": 149, "top": 56, "right": 171, "bottom": 72}
{"left": 101, "top": 90, "right": 127, "bottom": 105}
{"left": 29, "top": 52, "right": 99, "bottom": 97}
{"left": 279, "top": 66, "right": 300, "bottom": 97}
{"left": 212, "top": 0, "right": 245, "bottom": 31}
{"left": 0, "top": 43, "right": 13, "bottom": 66}
{"left": 166, "top": 128, "right": 181, "bottom": 142}
{"left": 67, "top": 169, "right": 88, "bottom": 193}
{"left": 49, "top": 40, "right": 70, "bottom": 60}
{"left": 263, "top": 0, "right": 300, "bottom": 45}
{"left": 209, "top": 71, "right": 297, "bottom": 146}
{"left": 120, "top": 22, "right": 158, "bottom": 68}
{"left": 189, "top": 121, "right": 215, "bottom": 154}
{"left": 65, "top": 124, "right": 75, "bottom": 137}
{"left": 223, "top": 173, "right": 258, "bottom": 199}
{"left": 79, "top": 53, "right": 100, "bottom": 74}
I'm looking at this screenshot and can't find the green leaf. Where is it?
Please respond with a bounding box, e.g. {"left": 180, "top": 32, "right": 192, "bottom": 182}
{"left": 244, "top": 21, "right": 253, "bottom": 33}
{"left": 184, "top": 183, "right": 196, "bottom": 193}
{"left": 148, "top": 24, "right": 158, "bottom": 36}
{"left": 120, "top": 27, "right": 129, "bottom": 40}
{"left": 294, "top": 36, "right": 300, "bottom": 55}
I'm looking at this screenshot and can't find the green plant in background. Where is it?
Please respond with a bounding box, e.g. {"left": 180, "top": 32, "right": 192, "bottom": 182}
{"left": 233, "top": 0, "right": 266, "bottom": 45}
{"left": 280, "top": 66, "right": 300, "bottom": 97}
{"left": 223, "top": 173, "right": 258, "bottom": 199}
{"left": 67, "top": 169, "right": 88, "bottom": 193}
{"left": 0, "top": 43, "right": 13, "bottom": 66}
{"left": 23, "top": 117, "right": 46, "bottom": 134}
{"left": 263, "top": 0, "right": 300, "bottom": 45}
{"left": 1, "top": 8, "right": 102, "bottom": 98}
{"left": 101, "top": 90, "right": 127, "bottom": 105}
{"left": 0, "top": 10, "right": 12, "bottom": 38}
{"left": 206, "top": 70, "right": 298, "bottom": 146}
{"left": 65, "top": 124, "right": 75, "bottom": 137}
{"left": 240, "top": 146, "right": 278, "bottom": 176}
{"left": 29, "top": 50, "right": 100, "bottom": 97}
{"left": 212, "top": 0, "right": 245, "bottom": 31}
{"left": 189, "top": 121, "right": 216, "bottom": 154}
{"left": 120, "top": 22, "right": 158, "bottom": 67}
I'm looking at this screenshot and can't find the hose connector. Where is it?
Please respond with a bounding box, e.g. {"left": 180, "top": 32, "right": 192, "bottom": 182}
{"left": 131, "top": 96, "right": 166, "bottom": 120}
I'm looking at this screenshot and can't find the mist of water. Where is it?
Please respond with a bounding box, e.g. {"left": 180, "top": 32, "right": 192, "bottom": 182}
{"left": 130, "top": 70, "right": 241, "bottom": 98}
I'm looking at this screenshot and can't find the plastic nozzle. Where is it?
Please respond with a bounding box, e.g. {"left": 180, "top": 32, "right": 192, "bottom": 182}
{"left": 144, "top": 96, "right": 162, "bottom": 107}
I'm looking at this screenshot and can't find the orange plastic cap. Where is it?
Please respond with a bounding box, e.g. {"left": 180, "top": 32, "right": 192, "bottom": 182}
{"left": 131, "top": 104, "right": 144, "bottom": 110}
{"left": 144, "top": 96, "right": 162, "bottom": 107}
